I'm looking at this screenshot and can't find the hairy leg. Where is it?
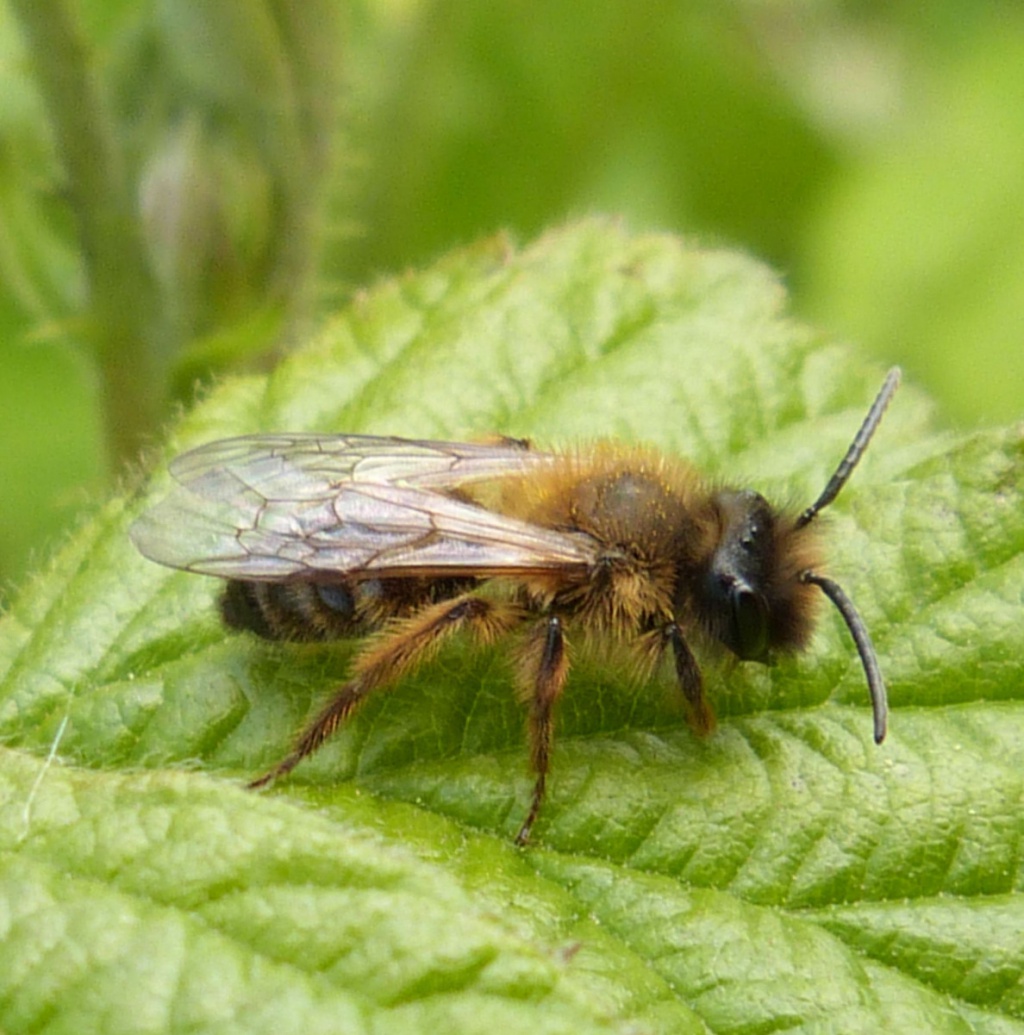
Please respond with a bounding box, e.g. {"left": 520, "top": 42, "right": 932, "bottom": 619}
{"left": 514, "top": 614, "right": 569, "bottom": 846}
{"left": 249, "top": 594, "right": 519, "bottom": 789}
{"left": 637, "top": 622, "right": 716, "bottom": 736}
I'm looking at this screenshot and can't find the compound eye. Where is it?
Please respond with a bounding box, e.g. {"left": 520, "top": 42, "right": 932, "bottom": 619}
{"left": 731, "top": 586, "right": 769, "bottom": 661}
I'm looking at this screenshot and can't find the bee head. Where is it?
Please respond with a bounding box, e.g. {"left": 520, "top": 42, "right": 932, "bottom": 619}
{"left": 696, "top": 489, "right": 818, "bottom": 663}
{"left": 695, "top": 367, "right": 900, "bottom": 745}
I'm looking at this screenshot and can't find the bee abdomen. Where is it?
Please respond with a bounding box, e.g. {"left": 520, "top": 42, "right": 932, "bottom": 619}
{"left": 220, "top": 580, "right": 363, "bottom": 641}
{"left": 220, "top": 576, "right": 481, "bottom": 642}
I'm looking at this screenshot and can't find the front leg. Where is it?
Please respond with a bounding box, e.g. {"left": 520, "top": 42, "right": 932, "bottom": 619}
{"left": 663, "top": 622, "right": 716, "bottom": 736}
{"left": 514, "top": 614, "right": 569, "bottom": 846}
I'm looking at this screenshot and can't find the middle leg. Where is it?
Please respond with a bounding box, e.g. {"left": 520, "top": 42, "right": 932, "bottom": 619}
{"left": 514, "top": 614, "right": 569, "bottom": 846}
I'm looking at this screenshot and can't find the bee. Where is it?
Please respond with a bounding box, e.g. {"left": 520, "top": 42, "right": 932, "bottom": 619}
{"left": 130, "top": 368, "right": 900, "bottom": 845}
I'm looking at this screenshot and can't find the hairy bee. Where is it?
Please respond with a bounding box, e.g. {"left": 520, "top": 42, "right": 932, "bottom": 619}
{"left": 131, "top": 369, "right": 900, "bottom": 844}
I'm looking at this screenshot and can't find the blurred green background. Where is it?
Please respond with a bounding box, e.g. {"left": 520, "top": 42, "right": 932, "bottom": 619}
{"left": 1, "top": 0, "right": 1022, "bottom": 604}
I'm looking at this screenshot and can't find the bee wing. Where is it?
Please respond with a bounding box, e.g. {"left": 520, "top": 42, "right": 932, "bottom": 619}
{"left": 166, "top": 433, "right": 548, "bottom": 492}
{"left": 131, "top": 434, "right": 595, "bottom": 580}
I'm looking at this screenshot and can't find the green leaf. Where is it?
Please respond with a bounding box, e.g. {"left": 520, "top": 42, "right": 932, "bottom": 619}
{"left": 2, "top": 219, "right": 1023, "bottom": 1033}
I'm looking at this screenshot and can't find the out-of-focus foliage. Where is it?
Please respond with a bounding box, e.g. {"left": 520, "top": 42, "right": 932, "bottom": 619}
{"left": 1, "top": 0, "right": 1021, "bottom": 599}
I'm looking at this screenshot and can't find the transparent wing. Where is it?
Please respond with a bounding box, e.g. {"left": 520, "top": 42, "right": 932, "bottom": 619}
{"left": 130, "top": 434, "right": 596, "bottom": 580}
{"left": 166, "top": 433, "right": 552, "bottom": 493}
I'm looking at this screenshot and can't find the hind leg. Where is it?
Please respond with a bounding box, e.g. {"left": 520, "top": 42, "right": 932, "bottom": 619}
{"left": 249, "top": 594, "right": 520, "bottom": 788}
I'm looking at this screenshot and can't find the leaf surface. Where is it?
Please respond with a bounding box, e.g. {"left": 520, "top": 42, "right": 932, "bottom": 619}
{"left": 2, "top": 220, "right": 1022, "bottom": 1034}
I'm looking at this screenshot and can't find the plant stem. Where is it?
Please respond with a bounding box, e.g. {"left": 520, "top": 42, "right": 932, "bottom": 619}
{"left": 10, "top": 0, "right": 164, "bottom": 471}
{"left": 267, "top": 0, "right": 344, "bottom": 343}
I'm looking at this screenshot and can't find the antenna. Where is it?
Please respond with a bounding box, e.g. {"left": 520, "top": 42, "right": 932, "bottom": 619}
{"left": 797, "top": 366, "right": 901, "bottom": 744}
{"left": 801, "top": 571, "right": 888, "bottom": 743}
{"left": 797, "top": 367, "right": 901, "bottom": 529}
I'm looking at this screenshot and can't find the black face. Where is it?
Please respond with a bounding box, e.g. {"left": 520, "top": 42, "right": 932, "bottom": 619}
{"left": 698, "top": 489, "right": 776, "bottom": 661}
